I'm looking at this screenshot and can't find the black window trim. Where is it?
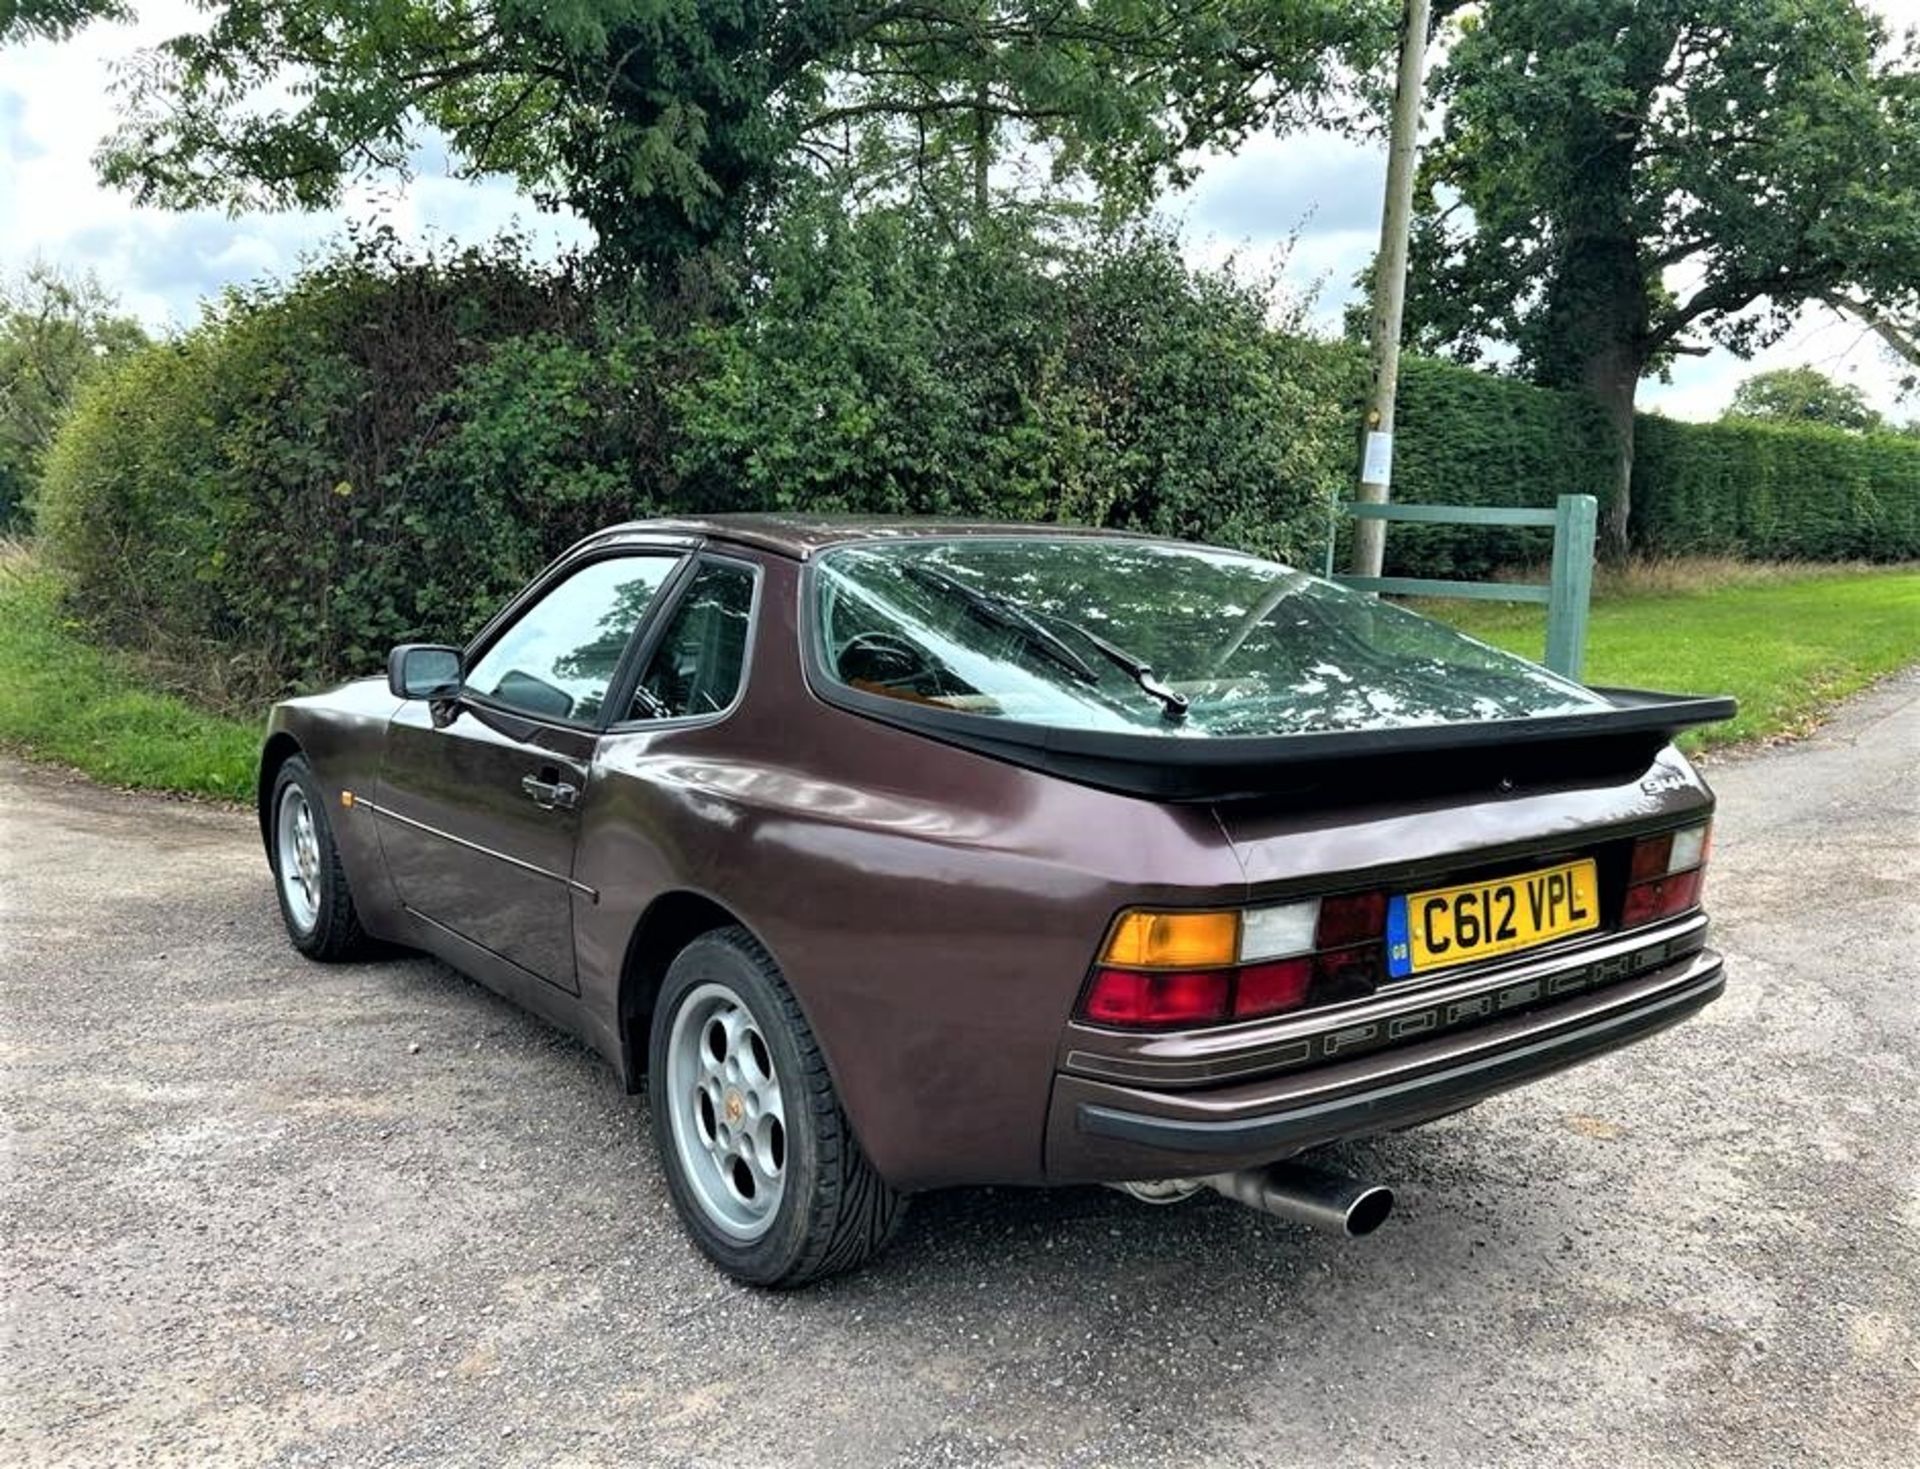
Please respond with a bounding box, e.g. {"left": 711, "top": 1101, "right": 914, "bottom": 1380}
{"left": 604, "top": 549, "right": 764, "bottom": 734}
{"left": 456, "top": 538, "right": 699, "bottom": 735}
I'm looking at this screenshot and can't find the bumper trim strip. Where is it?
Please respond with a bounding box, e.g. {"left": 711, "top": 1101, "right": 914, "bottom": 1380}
{"left": 1064, "top": 912, "right": 1709, "bottom": 1089}
{"left": 1077, "top": 961, "right": 1724, "bottom": 1155}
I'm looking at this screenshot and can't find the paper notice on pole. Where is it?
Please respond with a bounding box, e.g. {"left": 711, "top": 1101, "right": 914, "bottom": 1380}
{"left": 1361, "top": 431, "right": 1394, "bottom": 486}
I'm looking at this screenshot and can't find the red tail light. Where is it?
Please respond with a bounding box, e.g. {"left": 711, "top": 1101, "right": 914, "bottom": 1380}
{"left": 1081, "top": 893, "right": 1387, "bottom": 1030}
{"left": 1624, "top": 823, "right": 1709, "bottom": 927}
{"left": 1231, "top": 958, "right": 1314, "bottom": 1018}
{"left": 1628, "top": 832, "right": 1674, "bottom": 884}
{"left": 1311, "top": 942, "right": 1384, "bottom": 1002}
{"left": 1082, "top": 968, "right": 1231, "bottom": 1026}
{"left": 1316, "top": 890, "right": 1387, "bottom": 948}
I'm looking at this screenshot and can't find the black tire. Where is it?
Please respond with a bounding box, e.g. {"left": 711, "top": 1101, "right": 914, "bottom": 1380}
{"left": 647, "top": 926, "right": 906, "bottom": 1286}
{"left": 269, "top": 755, "right": 372, "bottom": 962}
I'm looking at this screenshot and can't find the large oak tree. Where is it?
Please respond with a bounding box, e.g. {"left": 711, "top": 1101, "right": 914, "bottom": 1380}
{"left": 1404, "top": 0, "right": 1920, "bottom": 551}
{"left": 89, "top": 1, "right": 1387, "bottom": 270}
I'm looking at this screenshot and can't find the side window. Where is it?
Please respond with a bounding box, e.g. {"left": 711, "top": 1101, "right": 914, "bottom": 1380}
{"left": 630, "top": 561, "right": 757, "bottom": 721}
{"left": 466, "top": 555, "right": 680, "bottom": 723}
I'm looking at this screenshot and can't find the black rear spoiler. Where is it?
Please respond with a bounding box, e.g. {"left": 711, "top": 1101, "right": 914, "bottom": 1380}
{"left": 826, "top": 684, "right": 1738, "bottom": 803}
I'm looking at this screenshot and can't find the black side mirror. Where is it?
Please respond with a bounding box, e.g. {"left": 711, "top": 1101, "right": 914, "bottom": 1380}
{"left": 388, "top": 644, "right": 463, "bottom": 700}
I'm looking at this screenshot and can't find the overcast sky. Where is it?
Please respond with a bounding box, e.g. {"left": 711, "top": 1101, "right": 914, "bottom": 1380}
{"left": 1, "top": 2, "right": 1913, "bottom": 425}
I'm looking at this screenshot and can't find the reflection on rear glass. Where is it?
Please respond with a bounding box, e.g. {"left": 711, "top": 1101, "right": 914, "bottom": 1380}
{"left": 815, "top": 538, "right": 1605, "bottom": 738}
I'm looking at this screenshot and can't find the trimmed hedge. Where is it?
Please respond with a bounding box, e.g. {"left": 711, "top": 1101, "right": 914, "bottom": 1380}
{"left": 37, "top": 218, "right": 1346, "bottom": 697}
{"left": 1360, "top": 355, "right": 1617, "bottom": 577}
{"left": 32, "top": 215, "right": 1920, "bottom": 701}
{"left": 1290, "top": 352, "right": 1920, "bottom": 578}
{"left": 38, "top": 239, "right": 620, "bottom": 690}
{"left": 1632, "top": 415, "right": 1920, "bottom": 562}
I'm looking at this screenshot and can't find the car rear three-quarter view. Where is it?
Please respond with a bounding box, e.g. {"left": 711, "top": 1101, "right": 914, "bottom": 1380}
{"left": 258, "top": 516, "right": 1733, "bottom": 1286}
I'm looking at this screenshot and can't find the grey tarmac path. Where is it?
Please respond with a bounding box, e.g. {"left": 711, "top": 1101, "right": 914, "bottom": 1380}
{"left": 2, "top": 671, "right": 1916, "bottom": 1468}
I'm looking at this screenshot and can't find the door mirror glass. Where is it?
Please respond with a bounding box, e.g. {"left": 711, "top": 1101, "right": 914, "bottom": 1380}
{"left": 388, "top": 644, "right": 463, "bottom": 700}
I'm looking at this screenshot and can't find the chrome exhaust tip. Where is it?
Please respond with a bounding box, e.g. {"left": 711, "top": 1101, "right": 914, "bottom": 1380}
{"left": 1203, "top": 1161, "right": 1395, "bottom": 1238}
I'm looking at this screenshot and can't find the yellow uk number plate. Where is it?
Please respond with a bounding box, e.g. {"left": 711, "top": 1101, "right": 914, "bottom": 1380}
{"left": 1386, "top": 859, "right": 1599, "bottom": 978}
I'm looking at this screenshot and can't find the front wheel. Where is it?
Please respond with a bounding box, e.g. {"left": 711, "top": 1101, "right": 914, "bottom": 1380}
{"left": 648, "top": 927, "right": 906, "bottom": 1286}
{"left": 269, "top": 755, "right": 371, "bottom": 961}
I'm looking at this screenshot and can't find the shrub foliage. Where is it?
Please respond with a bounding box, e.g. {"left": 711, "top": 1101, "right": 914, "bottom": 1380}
{"left": 39, "top": 217, "right": 1347, "bottom": 696}
{"left": 40, "top": 236, "right": 613, "bottom": 690}
{"left": 36, "top": 215, "right": 1920, "bottom": 701}
{"left": 671, "top": 210, "right": 1344, "bottom": 557}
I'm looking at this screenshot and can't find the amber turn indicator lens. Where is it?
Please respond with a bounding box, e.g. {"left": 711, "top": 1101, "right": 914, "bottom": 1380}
{"left": 1101, "top": 910, "right": 1240, "bottom": 969}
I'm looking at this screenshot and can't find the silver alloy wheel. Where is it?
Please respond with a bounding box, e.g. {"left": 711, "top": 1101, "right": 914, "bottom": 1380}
{"left": 275, "top": 783, "right": 322, "bottom": 935}
{"left": 665, "top": 981, "right": 788, "bottom": 1240}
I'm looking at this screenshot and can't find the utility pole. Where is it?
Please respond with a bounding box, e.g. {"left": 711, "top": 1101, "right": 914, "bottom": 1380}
{"left": 1350, "top": 0, "right": 1432, "bottom": 579}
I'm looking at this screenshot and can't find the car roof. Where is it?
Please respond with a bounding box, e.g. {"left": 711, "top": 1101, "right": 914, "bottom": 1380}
{"left": 594, "top": 513, "right": 1153, "bottom": 561}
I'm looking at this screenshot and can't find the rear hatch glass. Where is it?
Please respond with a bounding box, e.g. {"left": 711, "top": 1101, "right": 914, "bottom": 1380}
{"left": 813, "top": 536, "right": 1607, "bottom": 738}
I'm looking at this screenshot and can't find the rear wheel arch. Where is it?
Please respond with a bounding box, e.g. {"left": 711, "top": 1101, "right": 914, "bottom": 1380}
{"left": 646, "top": 923, "right": 907, "bottom": 1284}
{"left": 617, "top": 892, "right": 756, "bottom": 1089}
{"left": 616, "top": 895, "right": 887, "bottom": 1189}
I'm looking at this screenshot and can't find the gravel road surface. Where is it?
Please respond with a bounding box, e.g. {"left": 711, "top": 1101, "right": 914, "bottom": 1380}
{"left": 4, "top": 674, "right": 1917, "bottom": 1467}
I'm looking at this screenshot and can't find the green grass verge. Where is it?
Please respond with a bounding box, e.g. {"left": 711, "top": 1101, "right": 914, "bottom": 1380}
{"left": 1415, "top": 566, "right": 1920, "bottom": 752}
{"left": 0, "top": 557, "right": 259, "bottom": 800}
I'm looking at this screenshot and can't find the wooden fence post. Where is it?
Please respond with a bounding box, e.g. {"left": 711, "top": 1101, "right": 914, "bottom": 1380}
{"left": 1545, "top": 494, "right": 1598, "bottom": 679}
{"left": 1329, "top": 496, "right": 1598, "bottom": 681}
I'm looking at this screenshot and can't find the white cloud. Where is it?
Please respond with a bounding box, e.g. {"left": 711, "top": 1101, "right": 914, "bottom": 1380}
{"left": 0, "top": 3, "right": 588, "bottom": 333}
{"left": 1639, "top": 309, "right": 1905, "bottom": 421}
{"left": 1160, "top": 128, "right": 1384, "bottom": 331}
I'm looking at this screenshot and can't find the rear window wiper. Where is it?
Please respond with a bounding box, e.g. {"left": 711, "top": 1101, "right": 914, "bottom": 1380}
{"left": 902, "top": 562, "right": 1188, "bottom": 723}
{"left": 1049, "top": 616, "right": 1191, "bottom": 723}
{"left": 901, "top": 563, "right": 1102, "bottom": 686}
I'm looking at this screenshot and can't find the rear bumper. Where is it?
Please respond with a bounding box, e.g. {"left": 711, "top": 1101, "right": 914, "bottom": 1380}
{"left": 1044, "top": 944, "right": 1723, "bottom": 1181}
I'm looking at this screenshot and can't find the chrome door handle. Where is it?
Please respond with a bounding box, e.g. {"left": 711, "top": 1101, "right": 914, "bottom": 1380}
{"left": 520, "top": 774, "right": 578, "bottom": 810}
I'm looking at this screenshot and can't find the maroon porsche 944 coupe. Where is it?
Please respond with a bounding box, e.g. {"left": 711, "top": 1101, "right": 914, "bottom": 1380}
{"left": 260, "top": 515, "right": 1731, "bottom": 1284}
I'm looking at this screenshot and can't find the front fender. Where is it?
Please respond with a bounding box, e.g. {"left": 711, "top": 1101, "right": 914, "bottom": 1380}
{"left": 259, "top": 678, "right": 407, "bottom": 937}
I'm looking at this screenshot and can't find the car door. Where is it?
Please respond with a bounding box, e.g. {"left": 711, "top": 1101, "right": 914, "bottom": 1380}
{"left": 374, "top": 548, "right": 687, "bottom": 991}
